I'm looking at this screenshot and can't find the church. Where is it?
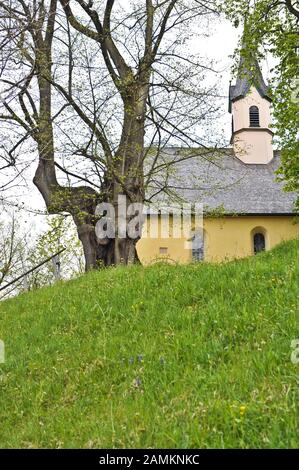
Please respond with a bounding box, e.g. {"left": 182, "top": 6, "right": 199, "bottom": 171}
{"left": 136, "top": 56, "right": 299, "bottom": 264}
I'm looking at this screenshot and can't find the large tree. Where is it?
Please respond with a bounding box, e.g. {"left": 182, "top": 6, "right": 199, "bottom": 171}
{"left": 0, "top": 0, "right": 221, "bottom": 270}
{"left": 223, "top": 0, "right": 299, "bottom": 212}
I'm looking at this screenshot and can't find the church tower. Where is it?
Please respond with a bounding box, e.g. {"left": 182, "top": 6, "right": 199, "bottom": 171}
{"left": 229, "top": 51, "right": 273, "bottom": 164}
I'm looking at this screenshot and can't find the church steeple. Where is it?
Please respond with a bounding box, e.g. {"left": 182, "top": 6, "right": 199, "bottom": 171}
{"left": 229, "top": 39, "right": 273, "bottom": 164}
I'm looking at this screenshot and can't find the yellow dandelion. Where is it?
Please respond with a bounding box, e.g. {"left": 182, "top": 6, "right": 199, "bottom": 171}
{"left": 240, "top": 405, "right": 246, "bottom": 416}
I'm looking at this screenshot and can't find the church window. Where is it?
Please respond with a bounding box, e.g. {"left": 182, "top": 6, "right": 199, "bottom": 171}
{"left": 192, "top": 232, "right": 204, "bottom": 261}
{"left": 253, "top": 232, "right": 266, "bottom": 254}
{"left": 249, "top": 106, "right": 260, "bottom": 127}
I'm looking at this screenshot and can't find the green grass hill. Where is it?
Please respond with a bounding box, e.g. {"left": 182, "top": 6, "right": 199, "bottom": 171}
{"left": 0, "top": 238, "right": 298, "bottom": 448}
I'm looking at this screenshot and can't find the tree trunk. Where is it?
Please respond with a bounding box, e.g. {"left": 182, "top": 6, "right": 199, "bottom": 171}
{"left": 34, "top": 3, "right": 147, "bottom": 272}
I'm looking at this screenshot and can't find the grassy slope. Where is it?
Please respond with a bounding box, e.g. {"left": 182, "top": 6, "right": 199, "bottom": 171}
{"left": 0, "top": 239, "right": 298, "bottom": 449}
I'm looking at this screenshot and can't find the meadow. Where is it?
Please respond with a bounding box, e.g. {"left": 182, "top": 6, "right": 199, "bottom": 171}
{"left": 0, "top": 238, "right": 298, "bottom": 448}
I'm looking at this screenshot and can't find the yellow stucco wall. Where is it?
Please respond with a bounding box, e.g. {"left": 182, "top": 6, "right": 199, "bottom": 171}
{"left": 137, "top": 215, "right": 299, "bottom": 264}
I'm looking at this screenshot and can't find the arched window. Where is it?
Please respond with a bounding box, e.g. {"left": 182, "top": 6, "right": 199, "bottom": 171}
{"left": 249, "top": 106, "right": 260, "bottom": 127}
{"left": 192, "top": 232, "right": 204, "bottom": 262}
{"left": 253, "top": 232, "right": 265, "bottom": 254}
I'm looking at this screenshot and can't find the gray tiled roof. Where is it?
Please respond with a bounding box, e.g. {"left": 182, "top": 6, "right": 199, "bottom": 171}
{"left": 147, "top": 149, "right": 297, "bottom": 215}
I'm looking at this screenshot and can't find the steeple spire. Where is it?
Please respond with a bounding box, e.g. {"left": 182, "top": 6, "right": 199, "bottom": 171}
{"left": 229, "top": 31, "right": 274, "bottom": 164}
{"left": 229, "top": 31, "right": 271, "bottom": 112}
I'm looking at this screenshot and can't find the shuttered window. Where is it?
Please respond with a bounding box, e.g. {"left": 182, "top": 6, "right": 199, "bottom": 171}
{"left": 249, "top": 106, "right": 260, "bottom": 127}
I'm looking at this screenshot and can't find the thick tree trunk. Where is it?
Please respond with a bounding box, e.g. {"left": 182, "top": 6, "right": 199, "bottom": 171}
{"left": 33, "top": 4, "right": 147, "bottom": 271}
{"left": 102, "top": 238, "right": 141, "bottom": 266}
{"left": 75, "top": 223, "right": 141, "bottom": 270}
{"left": 76, "top": 223, "right": 101, "bottom": 270}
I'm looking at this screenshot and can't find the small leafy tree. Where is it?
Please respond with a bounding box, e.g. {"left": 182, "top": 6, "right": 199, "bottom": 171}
{"left": 0, "top": 212, "right": 84, "bottom": 299}
{"left": 26, "top": 215, "right": 84, "bottom": 289}
{"left": 0, "top": 214, "right": 27, "bottom": 297}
